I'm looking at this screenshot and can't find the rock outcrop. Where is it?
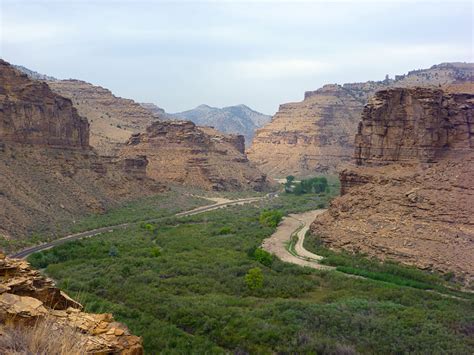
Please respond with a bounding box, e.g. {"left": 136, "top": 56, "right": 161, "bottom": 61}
{"left": 310, "top": 85, "right": 474, "bottom": 283}
{"left": 248, "top": 63, "right": 473, "bottom": 177}
{"left": 0, "top": 60, "right": 163, "bottom": 243}
{"left": 0, "top": 254, "right": 143, "bottom": 354}
{"left": 120, "top": 120, "right": 270, "bottom": 191}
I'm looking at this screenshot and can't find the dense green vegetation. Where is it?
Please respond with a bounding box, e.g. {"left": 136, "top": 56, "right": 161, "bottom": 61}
{"left": 285, "top": 175, "right": 330, "bottom": 195}
{"left": 29, "top": 189, "right": 474, "bottom": 354}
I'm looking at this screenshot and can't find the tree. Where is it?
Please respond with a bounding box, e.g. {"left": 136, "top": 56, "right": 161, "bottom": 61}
{"left": 245, "top": 267, "right": 264, "bottom": 290}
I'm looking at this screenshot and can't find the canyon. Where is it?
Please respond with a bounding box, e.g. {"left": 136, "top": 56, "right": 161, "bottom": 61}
{"left": 310, "top": 84, "right": 474, "bottom": 283}
{"left": 248, "top": 63, "right": 473, "bottom": 177}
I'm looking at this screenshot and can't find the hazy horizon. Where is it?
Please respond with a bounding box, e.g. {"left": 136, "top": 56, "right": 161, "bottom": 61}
{"left": 1, "top": 0, "right": 472, "bottom": 115}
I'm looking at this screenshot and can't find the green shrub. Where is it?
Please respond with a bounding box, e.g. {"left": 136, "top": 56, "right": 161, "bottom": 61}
{"left": 259, "top": 210, "right": 283, "bottom": 228}
{"left": 253, "top": 248, "right": 273, "bottom": 267}
{"left": 245, "top": 267, "right": 264, "bottom": 290}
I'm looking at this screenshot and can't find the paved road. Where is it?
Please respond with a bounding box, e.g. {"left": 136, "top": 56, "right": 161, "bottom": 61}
{"left": 9, "top": 196, "right": 267, "bottom": 259}
{"left": 262, "top": 209, "right": 334, "bottom": 270}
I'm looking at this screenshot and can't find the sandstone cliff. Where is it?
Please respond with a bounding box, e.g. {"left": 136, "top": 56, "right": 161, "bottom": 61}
{"left": 0, "top": 254, "right": 143, "bottom": 354}
{"left": 248, "top": 63, "right": 473, "bottom": 177}
{"left": 310, "top": 85, "right": 474, "bottom": 283}
{"left": 120, "top": 120, "right": 269, "bottom": 191}
{"left": 0, "top": 60, "right": 162, "bottom": 242}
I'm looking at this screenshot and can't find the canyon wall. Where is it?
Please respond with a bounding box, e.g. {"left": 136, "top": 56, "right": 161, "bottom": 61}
{"left": 248, "top": 63, "right": 473, "bottom": 177}
{"left": 120, "top": 121, "right": 269, "bottom": 191}
{"left": 0, "top": 60, "right": 162, "bottom": 242}
{"left": 310, "top": 85, "right": 474, "bottom": 283}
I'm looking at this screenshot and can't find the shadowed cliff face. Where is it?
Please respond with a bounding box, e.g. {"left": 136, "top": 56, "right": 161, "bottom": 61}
{"left": 248, "top": 63, "right": 473, "bottom": 177}
{"left": 0, "top": 60, "right": 89, "bottom": 149}
{"left": 0, "top": 60, "right": 162, "bottom": 241}
{"left": 311, "top": 84, "right": 474, "bottom": 284}
{"left": 120, "top": 120, "right": 270, "bottom": 191}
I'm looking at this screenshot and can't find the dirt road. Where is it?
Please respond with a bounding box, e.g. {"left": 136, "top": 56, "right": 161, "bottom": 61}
{"left": 262, "top": 210, "right": 333, "bottom": 270}
{"left": 10, "top": 195, "right": 266, "bottom": 259}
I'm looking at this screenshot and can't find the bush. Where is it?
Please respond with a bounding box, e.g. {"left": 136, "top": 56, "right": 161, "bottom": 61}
{"left": 245, "top": 267, "right": 264, "bottom": 290}
{"left": 259, "top": 210, "right": 283, "bottom": 228}
{"left": 253, "top": 248, "right": 273, "bottom": 267}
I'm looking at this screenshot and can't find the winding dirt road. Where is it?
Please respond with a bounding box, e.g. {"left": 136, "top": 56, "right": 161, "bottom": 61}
{"left": 9, "top": 195, "right": 267, "bottom": 259}
{"left": 262, "top": 210, "right": 333, "bottom": 270}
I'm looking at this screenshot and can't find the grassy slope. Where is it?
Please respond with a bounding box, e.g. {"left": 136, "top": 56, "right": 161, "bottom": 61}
{"left": 28, "top": 190, "right": 474, "bottom": 354}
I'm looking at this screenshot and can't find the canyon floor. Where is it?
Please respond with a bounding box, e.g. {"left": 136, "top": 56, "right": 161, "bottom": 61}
{"left": 20, "top": 185, "right": 474, "bottom": 354}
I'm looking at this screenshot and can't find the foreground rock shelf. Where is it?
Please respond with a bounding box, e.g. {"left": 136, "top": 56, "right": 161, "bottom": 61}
{"left": 0, "top": 253, "right": 143, "bottom": 354}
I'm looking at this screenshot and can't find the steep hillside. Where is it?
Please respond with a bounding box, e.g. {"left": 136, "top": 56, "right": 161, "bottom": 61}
{"left": 310, "top": 85, "right": 474, "bottom": 283}
{"left": 46, "top": 80, "right": 160, "bottom": 155}
{"left": 120, "top": 120, "right": 270, "bottom": 191}
{"left": 168, "top": 104, "right": 271, "bottom": 146}
{"left": 0, "top": 60, "right": 162, "bottom": 242}
{"left": 248, "top": 63, "right": 473, "bottom": 177}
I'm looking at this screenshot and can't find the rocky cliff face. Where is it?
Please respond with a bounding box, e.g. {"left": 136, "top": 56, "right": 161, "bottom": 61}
{"left": 354, "top": 87, "right": 473, "bottom": 166}
{"left": 0, "top": 254, "right": 143, "bottom": 354}
{"left": 310, "top": 85, "right": 474, "bottom": 283}
{"left": 0, "top": 60, "right": 89, "bottom": 148}
{"left": 248, "top": 63, "right": 473, "bottom": 177}
{"left": 120, "top": 120, "right": 269, "bottom": 191}
{"left": 0, "top": 60, "right": 162, "bottom": 242}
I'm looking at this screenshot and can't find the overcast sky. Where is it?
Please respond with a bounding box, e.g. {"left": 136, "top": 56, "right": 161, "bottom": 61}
{"left": 1, "top": 0, "right": 472, "bottom": 114}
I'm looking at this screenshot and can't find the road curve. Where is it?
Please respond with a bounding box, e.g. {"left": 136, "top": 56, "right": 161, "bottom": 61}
{"left": 9, "top": 196, "right": 266, "bottom": 259}
{"left": 262, "top": 209, "right": 333, "bottom": 270}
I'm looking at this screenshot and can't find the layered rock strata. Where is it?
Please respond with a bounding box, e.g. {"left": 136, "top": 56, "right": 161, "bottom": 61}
{"left": 120, "top": 121, "right": 269, "bottom": 191}
{"left": 310, "top": 85, "right": 474, "bottom": 283}
{"left": 0, "top": 254, "right": 143, "bottom": 354}
{"left": 248, "top": 63, "right": 473, "bottom": 177}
